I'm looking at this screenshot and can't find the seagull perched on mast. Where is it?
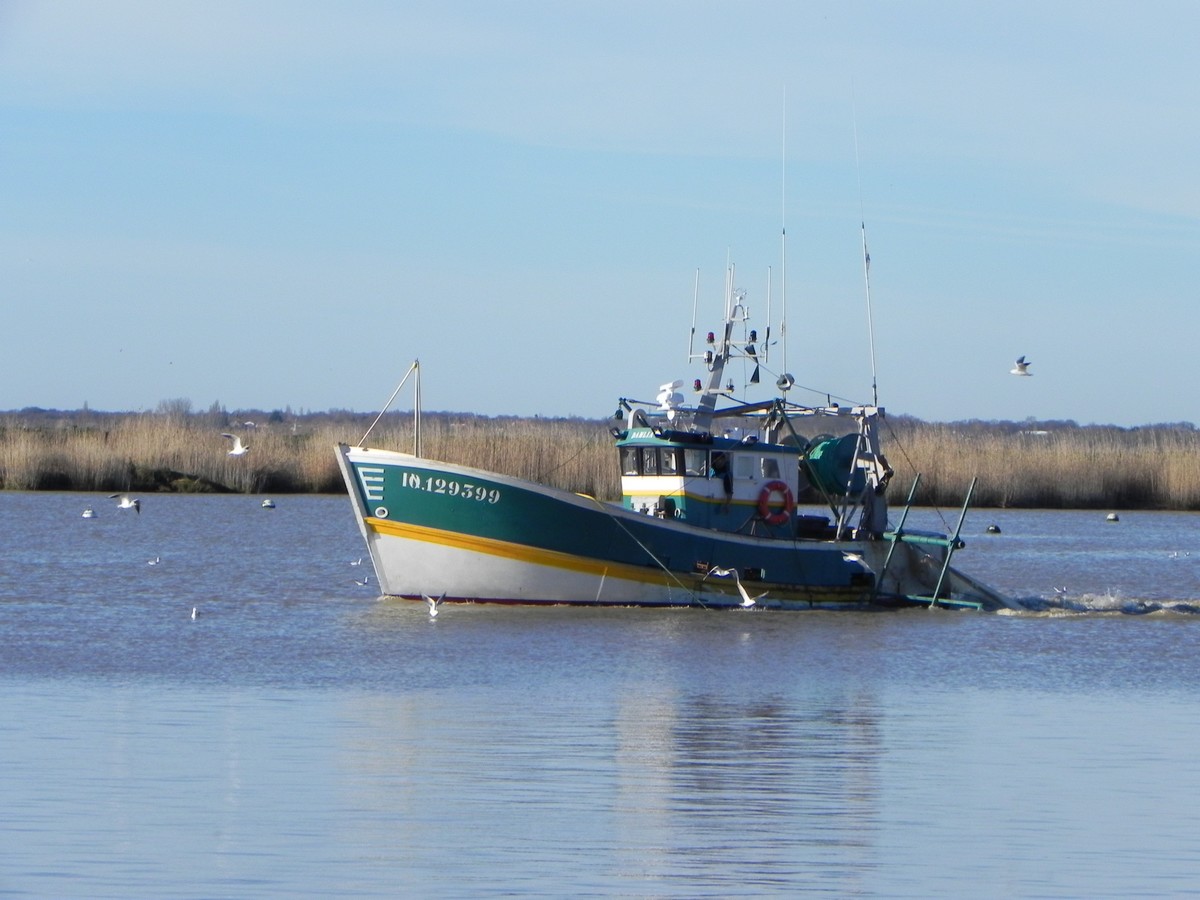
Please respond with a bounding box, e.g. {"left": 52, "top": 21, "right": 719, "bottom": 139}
{"left": 221, "top": 433, "right": 250, "bottom": 456}
{"left": 1010, "top": 355, "right": 1033, "bottom": 376}
{"left": 108, "top": 493, "right": 141, "bottom": 514}
{"left": 704, "top": 565, "right": 768, "bottom": 608}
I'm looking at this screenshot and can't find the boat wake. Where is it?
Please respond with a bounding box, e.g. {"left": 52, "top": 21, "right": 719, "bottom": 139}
{"left": 1001, "top": 593, "right": 1200, "bottom": 616}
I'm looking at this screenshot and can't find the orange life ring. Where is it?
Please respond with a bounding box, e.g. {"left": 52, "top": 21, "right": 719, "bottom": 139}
{"left": 757, "top": 480, "right": 794, "bottom": 526}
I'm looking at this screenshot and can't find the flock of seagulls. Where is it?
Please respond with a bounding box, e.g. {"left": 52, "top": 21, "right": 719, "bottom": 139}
{"left": 81, "top": 432, "right": 277, "bottom": 623}
{"left": 80, "top": 431, "right": 455, "bottom": 619}
{"left": 82, "top": 433, "right": 259, "bottom": 520}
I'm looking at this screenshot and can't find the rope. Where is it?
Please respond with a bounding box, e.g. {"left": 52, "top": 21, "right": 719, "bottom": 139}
{"left": 584, "top": 495, "right": 711, "bottom": 608}
{"left": 880, "top": 416, "right": 954, "bottom": 534}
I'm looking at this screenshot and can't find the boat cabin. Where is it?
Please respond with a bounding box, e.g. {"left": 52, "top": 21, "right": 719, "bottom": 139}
{"left": 615, "top": 426, "right": 839, "bottom": 537}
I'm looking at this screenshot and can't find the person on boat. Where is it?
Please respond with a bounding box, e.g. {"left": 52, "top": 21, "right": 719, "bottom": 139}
{"left": 711, "top": 451, "right": 733, "bottom": 513}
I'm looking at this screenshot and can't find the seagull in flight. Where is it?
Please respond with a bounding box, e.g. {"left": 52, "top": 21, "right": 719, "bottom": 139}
{"left": 423, "top": 593, "right": 445, "bottom": 618}
{"left": 221, "top": 433, "right": 250, "bottom": 456}
{"left": 704, "top": 565, "right": 768, "bottom": 608}
{"left": 1010, "top": 355, "right": 1033, "bottom": 376}
{"left": 108, "top": 493, "right": 141, "bottom": 514}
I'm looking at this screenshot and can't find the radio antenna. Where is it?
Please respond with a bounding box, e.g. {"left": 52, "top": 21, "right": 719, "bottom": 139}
{"left": 779, "top": 89, "right": 788, "bottom": 376}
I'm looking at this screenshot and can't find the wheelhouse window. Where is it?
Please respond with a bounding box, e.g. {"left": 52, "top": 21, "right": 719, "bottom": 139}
{"left": 684, "top": 449, "right": 707, "bottom": 477}
{"left": 621, "top": 445, "right": 688, "bottom": 477}
{"left": 760, "top": 456, "right": 781, "bottom": 479}
{"left": 620, "top": 446, "right": 639, "bottom": 476}
{"left": 733, "top": 454, "right": 754, "bottom": 480}
{"left": 640, "top": 447, "right": 660, "bottom": 476}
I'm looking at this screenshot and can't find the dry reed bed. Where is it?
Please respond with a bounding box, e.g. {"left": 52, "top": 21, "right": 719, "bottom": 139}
{"left": 3, "top": 413, "right": 1200, "bottom": 509}
{"left": 884, "top": 422, "right": 1200, "bottom": 510}
{"left": 0, "top": 414, "right": 616, "bottom": 498}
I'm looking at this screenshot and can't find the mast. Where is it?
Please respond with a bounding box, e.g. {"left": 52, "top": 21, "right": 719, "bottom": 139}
{"left": 693, "top": 266, "right": 735, "bottom": 431}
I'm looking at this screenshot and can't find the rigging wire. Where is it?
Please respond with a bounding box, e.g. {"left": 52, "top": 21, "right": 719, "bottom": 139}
{"left": 851, "top": 93, "right": 880, "bottom": 408}
{"left": 879, "top": 414, "right": 954, "bottom": 534}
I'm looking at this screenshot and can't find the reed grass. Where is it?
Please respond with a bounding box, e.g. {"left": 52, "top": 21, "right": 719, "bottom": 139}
{"left": 0, "top": 411, "right": 615, "bottom": 499}
{"left": 3, "top": 410, "right": 1200, "bottom": 510}
{"left": 882, "top": 419, "right": 1200, "bottom": 510}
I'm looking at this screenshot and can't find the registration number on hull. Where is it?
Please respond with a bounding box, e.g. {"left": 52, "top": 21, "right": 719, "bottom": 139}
{"left": 400, "top": 471, "right": 502, "bottom": 504}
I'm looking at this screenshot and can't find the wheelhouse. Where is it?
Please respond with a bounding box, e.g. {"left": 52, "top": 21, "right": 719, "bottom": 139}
{"left": 614, "top": 420, "right": 811, "bottom": 533}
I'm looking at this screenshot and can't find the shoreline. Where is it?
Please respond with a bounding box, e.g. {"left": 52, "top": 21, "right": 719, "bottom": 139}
{"left": 3, "top": 409, "right": 1199, "bottom": 510}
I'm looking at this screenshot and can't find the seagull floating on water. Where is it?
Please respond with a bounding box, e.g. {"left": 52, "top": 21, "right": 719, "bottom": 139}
{"left": 108, "top": 494, "right": 141, "bottom": 514}
{"left": 81, "top": 507, "right": 97, "bottom": 518}
{"left": 423, "top": 593, "right": 445, "bottom": 618}
{"left": 704, "top": 565, "right": 768, "bottom": 608}
{"left": 221, "top": 433, "right": 250, "bottom": 456}
{"left": 353, "top": 574, "right": 371, "bottom": 586}
{"left": 147, "top": 556, "right": 161, "bottom": 566}
{"left": 1010, "top": 355, "right": 1033, "bottom": 376}
{"left": 261, "top": 498, "right": 276, "bottom": 509}
{"left": 191, "top": 607, "right": 198, "bottom": 620}
{"left": 350, "top": 558, "right": 363, "bottom": 566}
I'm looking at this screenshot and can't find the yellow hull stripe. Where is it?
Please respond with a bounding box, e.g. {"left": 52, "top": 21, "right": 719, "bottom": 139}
{"left": 362, "top": 517, "right": 868, "bottom": 603}
{"left": 364, "top": 517, "right": 677, "bottom": 587}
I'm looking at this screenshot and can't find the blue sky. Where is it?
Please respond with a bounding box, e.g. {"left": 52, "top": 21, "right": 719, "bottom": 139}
{"left": 2, "top": 1, "right": 1197, "bottom": 426}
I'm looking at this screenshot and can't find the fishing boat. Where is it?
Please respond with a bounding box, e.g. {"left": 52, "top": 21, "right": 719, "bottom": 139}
{"left": 336, "top": 268, "right": 1013, "bottom": 612}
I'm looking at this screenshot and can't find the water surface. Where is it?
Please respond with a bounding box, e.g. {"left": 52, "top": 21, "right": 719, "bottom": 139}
{"left": 3, "top": 492, "right": 1199, "bottom": 897}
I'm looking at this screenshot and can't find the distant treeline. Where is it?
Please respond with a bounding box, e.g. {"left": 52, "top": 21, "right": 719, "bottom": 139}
{"left": 3, "top": 404, "right": 1200, "bottom": 510}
